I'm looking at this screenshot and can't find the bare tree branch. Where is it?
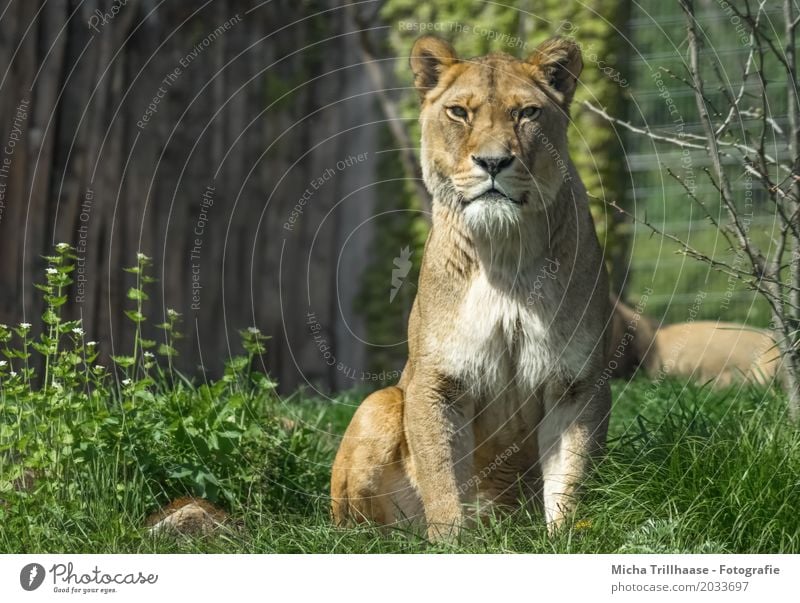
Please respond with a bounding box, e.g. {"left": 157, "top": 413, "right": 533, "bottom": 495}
{"left": 737, "top": 108, "right": 784, "bottom": 135}
{"left": 714, "top": 0, "right": 766, "bottom": 137}
{"left": 783, "top": 0, "right": 800, "bottom": 320}
{"left": 607, "top": 201, "right": 800, "bottom": 302}
{"left": 680, "top": 0, "right": 768, "bottom": 282}
{"left": 664, "top": 166, "right": 739, "bottom": 254}
{"left": 597, "top": 0, "right": 800, "bottom": 418}
{"left": 727, "top": 2, "right": 793, "bottom": 72}
{"left": 582, "top": 100, "right": 789, "bottom": 171}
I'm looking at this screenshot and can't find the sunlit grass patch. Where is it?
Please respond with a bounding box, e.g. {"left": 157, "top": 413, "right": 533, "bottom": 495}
{"left": 0, "top": 246, "right": 798, "bottom": 553}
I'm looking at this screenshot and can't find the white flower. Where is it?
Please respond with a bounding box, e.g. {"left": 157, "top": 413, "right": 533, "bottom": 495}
{"left": 72, "top": 327, "right": 84, "bottom": 336}
{"left": 122, "top": 378, "right": 132, "bottom": 386}
{"left": 137, "top": 252, "right": 149, "bottom": 261}
{"left": 247, "top": 326, "right": 261, "bottom": 334}
{"left": 143, "top": 351, "right": 154, "bottom": 358}
{"left": 56, "top": 242, "right": 71, "bottom": 251}
{"left": 9, "top": 371, "right": 17, "bottom": 377}
{"left": 94, "top": 365, "right": 105, "bottom": 371}
{"left": 19, "top": 322, "right": 31, "bottom": 329}
{"left": 167, "top": 308, "right": 179, "bottom": 319}
{"left": 86, "top": 341, "right": 97, "bottom": 347}
{"left": 46, "top": 268, "right": 58, "bottom": 275}
{"left": 0, "top": 361, "right": 7, "bottom": 367}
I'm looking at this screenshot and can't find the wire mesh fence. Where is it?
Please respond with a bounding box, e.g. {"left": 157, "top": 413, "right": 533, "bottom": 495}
{"left": 621, "top": 1, "right": 786, "bottom": 327}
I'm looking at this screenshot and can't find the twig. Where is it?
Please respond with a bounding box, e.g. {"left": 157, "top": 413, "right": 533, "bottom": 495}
{"left": 658, "top": 66, "right": 724, "bottom": 118}
{"left": 726, "top": 3, "right": 793, "bottom": 72}
{"left": 610, "top": 201, "right": 766, "bottom": 288}
{"left": 737, "top": 108, "right": 784, "bottom": 135}
{"left": 582, "top": 100, "right": 789, "bottom": 171}
{"left": 714, "top": 0, "right": 765, "bottom": 137}
{"left": 664, "top": 166, "right": 739, "bottom": 254}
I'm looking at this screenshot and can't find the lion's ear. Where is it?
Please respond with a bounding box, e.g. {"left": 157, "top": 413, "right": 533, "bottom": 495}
{"left": 528, "top": 37, "right": 582, "bottom": 103}
{"left": 410, "top": 35, "right": 458, "bottom": 100}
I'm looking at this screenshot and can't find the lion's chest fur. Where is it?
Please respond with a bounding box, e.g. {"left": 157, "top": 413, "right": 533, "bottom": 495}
{"left": 442, "top": 272, "right": 553, "bottom": 395}
{"left": 444, "top": 268, "right": 584, "bottom": 369}
{"left": 437, "top": 268, "right": 595, "bottom": 429}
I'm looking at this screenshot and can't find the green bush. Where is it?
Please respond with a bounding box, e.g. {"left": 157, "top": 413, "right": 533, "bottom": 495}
{"left": 0, "top": 245, "right": 320, "bottom": 528}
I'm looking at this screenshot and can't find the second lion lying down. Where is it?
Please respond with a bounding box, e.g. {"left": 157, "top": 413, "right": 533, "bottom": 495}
{"left": 608, "top": 296, "right": 782, "bottom": 388}
{"left": 331, "top": 35, "right": 611, "bottom": 540}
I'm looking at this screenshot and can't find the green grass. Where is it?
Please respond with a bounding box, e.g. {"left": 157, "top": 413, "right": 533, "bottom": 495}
{"left": 2, "top": 378, "right": 798, "bottom": 554}
{"left": 1, "top": 244, "right": 798, "bottom": 553}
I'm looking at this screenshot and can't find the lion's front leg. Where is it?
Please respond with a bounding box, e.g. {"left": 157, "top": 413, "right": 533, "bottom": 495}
{"left": 404, "top": 374, "right": 474, "bottom": 542}
{"left": 538, "top": 381, "right": 611, "bottom": 533}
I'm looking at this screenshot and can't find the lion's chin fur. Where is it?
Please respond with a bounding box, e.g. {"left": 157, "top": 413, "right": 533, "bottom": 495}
{"left": 463, "top": 198, "right": 523, "bottom": 238}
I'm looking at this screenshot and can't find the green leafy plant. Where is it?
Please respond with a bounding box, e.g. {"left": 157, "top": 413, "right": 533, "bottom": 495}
{"left": 0, "top": 245, "right": 320, "bottom": 530}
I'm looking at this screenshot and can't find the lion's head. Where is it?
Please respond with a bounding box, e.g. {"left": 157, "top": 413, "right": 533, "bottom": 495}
{"left": 410, "top": 35, "right": 582, "bottom": 237}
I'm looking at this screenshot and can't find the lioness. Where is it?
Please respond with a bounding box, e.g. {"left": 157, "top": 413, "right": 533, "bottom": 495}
{"left": 650, "top": 321, "right": 781, "bottom": 387}
{"left": 608, "top": 297, "right": 782, "bottom": 388}
{"left": 331, "top": 35, "right": 611, "bottom": 540}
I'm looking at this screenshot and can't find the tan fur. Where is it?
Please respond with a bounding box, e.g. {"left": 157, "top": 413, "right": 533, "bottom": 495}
{"left": 331, "top": 35, "right": 612, "bottom": 540}
{"left": 145, "top": 497, "right": 230, "bottom": 536}
{"left": 607, "top": 294, "right": 659, "bottom": 379}
{"left": 607, "top": 299, "right": 782, "bottom": 387}
{"left": 646, "top": 321, "right": 781, "bottom": 387}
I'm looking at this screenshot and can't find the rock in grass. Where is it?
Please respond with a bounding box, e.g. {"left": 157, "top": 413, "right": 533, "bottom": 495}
{"left": 145, "top": 497, "right": 230, "bottom": 537}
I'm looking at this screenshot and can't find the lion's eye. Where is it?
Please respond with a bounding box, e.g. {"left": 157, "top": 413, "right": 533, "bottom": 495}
{"left": 447, "top": 106, "right": 469, "bottom": 121}
{"left": 519, "top": 106, "right": 541, "bottom": 120}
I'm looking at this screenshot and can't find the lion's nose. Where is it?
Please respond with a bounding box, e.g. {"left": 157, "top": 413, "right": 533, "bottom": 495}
{"left": 471, "top": 154, "right": 515, "bottom": 177}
